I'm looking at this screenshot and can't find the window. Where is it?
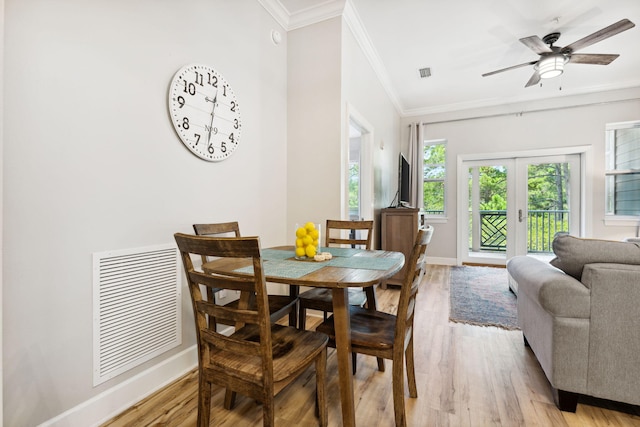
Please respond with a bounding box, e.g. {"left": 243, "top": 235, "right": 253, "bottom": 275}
{"left": 423, "top": 140, "right": 446, "bottom": 216}
{"left": 605, "top": 121, "right": 640, "bottom": 217}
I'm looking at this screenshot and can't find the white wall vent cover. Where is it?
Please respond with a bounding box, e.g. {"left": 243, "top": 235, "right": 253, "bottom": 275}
{"left": 93, "top": 243, "right": 182, "bottom": 386}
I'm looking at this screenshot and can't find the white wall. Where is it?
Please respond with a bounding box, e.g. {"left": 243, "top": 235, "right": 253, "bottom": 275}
{"left": 286, "top": 16, "right": 402, "bottom": 249}
{"left": 3, "top": 1, "right": 288, "bottom": 425}
{"left": 341, "top": 19, "right": 401, "bottom": 248}
{"left": 402, "top": 88, "right": 640, "bottom": 261}
{"left": 287, "top": 17, "right": 344, "bottom": 236}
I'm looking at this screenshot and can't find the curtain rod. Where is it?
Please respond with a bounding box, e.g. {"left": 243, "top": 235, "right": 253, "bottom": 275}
{"left": 408, "top": 97, "right": 640, "bottom": 126}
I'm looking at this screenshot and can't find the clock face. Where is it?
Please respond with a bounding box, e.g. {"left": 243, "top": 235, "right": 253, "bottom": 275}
{"left": 168, "top": 64, "right": 242, "bottom": 161}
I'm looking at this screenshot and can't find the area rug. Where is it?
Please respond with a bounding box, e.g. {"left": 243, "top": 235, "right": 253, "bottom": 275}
{"left": 449, "top": 265, "right": 519, "bottom": 330}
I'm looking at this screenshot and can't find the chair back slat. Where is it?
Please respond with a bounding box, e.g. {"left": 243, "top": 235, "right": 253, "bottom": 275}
{"left": 196, "top": 300, "right": 260, "bottom": 326}
{"left": 188, "top": 270, "right": 256, "bottom": 294}
{"left": 193, "top": 221, "right": 241, "bottom": 237}
{"left": 193, "top": 222, "right": 241, "bottom": 265}
{"left": 325, "top": 219, "right": 373, "bottom": 249}
{"left": 200, "top": 328, "right": 261, "bottom": 356}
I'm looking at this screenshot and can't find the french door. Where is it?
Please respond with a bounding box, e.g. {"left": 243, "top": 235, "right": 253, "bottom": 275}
{"left": 459, "top": 153, "right": 581, "bottom": 265}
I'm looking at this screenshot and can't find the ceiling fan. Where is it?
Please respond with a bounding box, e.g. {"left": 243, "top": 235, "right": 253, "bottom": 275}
{"left": 482, "top": 18, "right": 635, "bottom": 87}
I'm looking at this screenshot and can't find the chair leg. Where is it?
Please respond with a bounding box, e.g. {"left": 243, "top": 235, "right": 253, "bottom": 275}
{"left": 224, "top": 389, "right": 236, "bottom": 410}
{"left": 288, "top": 306, "right": 297, "bottom": 328}
{"left": 316, "top": 347, "right": 328, "bottom": 427}
{"left": 262, "top": 396, "right": 275, "bottom": 427}
{"left": 364, "top": 286, "right": 378, "bottom": 310}
{"left": 198, "top": 376, "right": 212, "bottom": 427}
{"left": 364, "top": 286, "right": 385, "bottom": 371}
{"left": 299, "top": 306, "right": 307, "bottom": 330}
{"left": 406, "top": 337, "right": 417, "bottom": 398}
{"left": 392, "top": 358, "right": 407, "bottom": 427}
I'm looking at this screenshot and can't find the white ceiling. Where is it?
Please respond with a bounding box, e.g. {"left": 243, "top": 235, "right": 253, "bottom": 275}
{"left": 267, "top": 0, "right": 640, "bottom": 116}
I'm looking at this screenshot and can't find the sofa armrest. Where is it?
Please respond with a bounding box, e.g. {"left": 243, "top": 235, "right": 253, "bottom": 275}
{"left": 581, "top": 263, "right": 640, "bottom": 405}
{"left": 507, "top": 256, "right": 590, "bottom": 318}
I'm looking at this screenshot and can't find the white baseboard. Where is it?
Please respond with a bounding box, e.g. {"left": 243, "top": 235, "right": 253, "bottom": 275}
{"left": 39, "top": 346, "right": 198, "bottom": 427}
{"left": 426, "top": 256, "right": 457, "bottom": 266}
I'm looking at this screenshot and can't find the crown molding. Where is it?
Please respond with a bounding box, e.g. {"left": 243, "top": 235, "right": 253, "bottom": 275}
{"left": 288, "top": 0, "right": 346, "bottom": 30}
{"left": 257, "top": 0, "right": 290, "bottom": 29}
{"left": 258, "top": 0, "right": 346, "bottom": 31}
{"left": 342, "top": 0, "right": 402, "bottom": 114}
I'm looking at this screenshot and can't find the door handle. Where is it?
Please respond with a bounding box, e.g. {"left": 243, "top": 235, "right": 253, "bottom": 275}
{"left": 518, "top": 209, "right": 523, "bottom": 223}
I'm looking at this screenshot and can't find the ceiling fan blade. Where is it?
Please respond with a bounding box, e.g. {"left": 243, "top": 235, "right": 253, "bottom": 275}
{"left": 520, "top": 35, "right": 552, "bottom": 54}
{"left": 569, "top": 53, "right": 620, "bottom": 65}
{"left": 482, "top": 60, "right": 538, "bottom": 77}
{"left": 525, "top": 71, "right": 541, "bottom": 88}
{"left": 562, "top": 19, "right": 635, "bottom": 53}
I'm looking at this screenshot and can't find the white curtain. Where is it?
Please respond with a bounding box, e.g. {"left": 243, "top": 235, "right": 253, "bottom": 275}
{"left": 408, "top": 122, "right": 424, "bottom": 210}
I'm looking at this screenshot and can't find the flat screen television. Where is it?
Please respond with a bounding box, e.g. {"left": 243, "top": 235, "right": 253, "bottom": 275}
{"left": 398, "top": 153, "right": 411, "bottom": 207}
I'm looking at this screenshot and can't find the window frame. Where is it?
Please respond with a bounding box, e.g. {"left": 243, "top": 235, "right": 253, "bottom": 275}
{"left": 604, "top": 120, "right": 640, "bottom": 223}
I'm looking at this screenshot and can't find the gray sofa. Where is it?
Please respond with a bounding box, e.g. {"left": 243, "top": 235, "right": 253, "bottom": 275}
{"left": 507, "top": 234, "right": 640, "bottom": 411}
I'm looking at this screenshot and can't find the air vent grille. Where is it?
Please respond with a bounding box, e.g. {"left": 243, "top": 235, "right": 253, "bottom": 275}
{"left": 93, "top": 244, "right": 181, "bottom": 386}
{"left": 419, "top": 67, "right": 432, "bottom": 78}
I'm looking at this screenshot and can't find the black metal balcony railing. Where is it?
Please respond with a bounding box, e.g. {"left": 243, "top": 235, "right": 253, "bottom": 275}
{"left": 471, "top": 210, "right": 569, "bottom": 253}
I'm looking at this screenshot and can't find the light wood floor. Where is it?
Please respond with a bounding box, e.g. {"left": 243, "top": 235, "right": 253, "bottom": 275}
{"left": 102, "top": 265, "right": 640, "bottom": 426}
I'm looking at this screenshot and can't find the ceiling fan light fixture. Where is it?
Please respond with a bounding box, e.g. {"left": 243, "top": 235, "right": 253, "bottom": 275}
{"left": 537, "top": 54, "right": 567, "bottom": 79}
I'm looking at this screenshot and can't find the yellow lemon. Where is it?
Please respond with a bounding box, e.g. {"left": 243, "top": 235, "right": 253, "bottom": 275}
{"left": 295, "top": 238, "right": 304, "bottom": 248}
{"left": 312, "top": 239, "right": 319, "bottom": 248}
{"left": 305, "top": 222, "right": 315, "bottom": 232}
{"left": 305, "top": 245, "right": 317, "bottom": 257}
{"left": 295, "top": 247, "right": 306, "bottom": 257}
{"left": 310, "top": 229, "right": 319, "bottom": 240}
{"left": 303, "top": 235, "right": 313, "bottom": 246}
{"left": 295, "top": 227, "right": 307, "bottom": 238}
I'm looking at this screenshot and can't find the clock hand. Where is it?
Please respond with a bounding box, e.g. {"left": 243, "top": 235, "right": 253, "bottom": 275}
{"left": 206, "top": 90, "right": 218, "bottom": 145}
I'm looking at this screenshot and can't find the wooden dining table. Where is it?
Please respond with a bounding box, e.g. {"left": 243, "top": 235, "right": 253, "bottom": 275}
{"left": 203, "top": 245, "right": 405, "bottom": 427}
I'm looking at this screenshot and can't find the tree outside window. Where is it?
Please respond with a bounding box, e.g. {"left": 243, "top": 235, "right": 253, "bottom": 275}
{"left": 423, "top": 141, "right": 446, "bottom": 215}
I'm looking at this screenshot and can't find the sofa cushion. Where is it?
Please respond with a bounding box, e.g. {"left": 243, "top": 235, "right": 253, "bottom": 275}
{"left": 550, "top": 234, "right": 640, "bottom": 280}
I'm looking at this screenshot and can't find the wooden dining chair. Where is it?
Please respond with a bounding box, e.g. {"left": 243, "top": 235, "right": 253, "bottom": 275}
{"left": 316, "top": 225, "right": 434, "bottom": 427}
{"left": 174, "top": 233, "right": 328, "bottom": 427}
{"left": 297, "top": 219, "right": 382, "bottom": 374}
{"left": 193, "top": 222, "right": 298, "bottom": 327}
{"left": 297, "top": 219, "right": 376, "bottom": 331}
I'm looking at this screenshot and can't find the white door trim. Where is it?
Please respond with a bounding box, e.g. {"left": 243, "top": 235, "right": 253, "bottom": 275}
{"left": 456, "top": 145, "right": 591, "bottom": 265}
{"left": 344, "top": 103, "right": 374, "bottom": 222}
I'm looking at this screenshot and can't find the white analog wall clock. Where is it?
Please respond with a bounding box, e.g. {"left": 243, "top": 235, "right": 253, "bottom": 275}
{"left": 168, "top": 64, "right": 242, "bottom": 161}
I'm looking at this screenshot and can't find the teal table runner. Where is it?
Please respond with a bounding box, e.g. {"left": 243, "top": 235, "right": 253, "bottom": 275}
{"left": 261, "top": 248, "right": 296, "bottom": 261}
{"left": 234, "top": 259, "right": 326, "bottom": 279}
{"left": 326, "top": 255, "right": 400, "bottom": 271}
{"left": 320, "top": 247, "right": 361, "bottom": 257}
{"left": 234, "top": 249, "right": 401, "bottom": 278}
